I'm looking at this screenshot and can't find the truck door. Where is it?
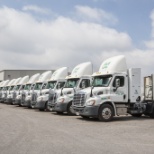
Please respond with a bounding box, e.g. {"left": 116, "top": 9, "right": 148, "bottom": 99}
{"left": 111, "top": 75, "right": 128, "bottom": 103}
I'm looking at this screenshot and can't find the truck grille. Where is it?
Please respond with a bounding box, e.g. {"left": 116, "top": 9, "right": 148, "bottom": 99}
{"left": 73, "top": 93, "right": 85, "bottom": 107}
{"left": 48, "top": 93, "right": 57, "bottom": 104}
{"left": 21, "top": 93, "right": 26, "bottom": 103}
{"left": 13, "top": 92, "right": 16, "bottom": 99}
{"left": 32, "top": 93, "right": 37, "bottom": 102}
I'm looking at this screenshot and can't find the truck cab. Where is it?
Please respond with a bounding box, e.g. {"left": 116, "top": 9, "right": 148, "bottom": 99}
{"left": 0, "top": 80, "right": 10, "bottom": 102}
{"left": 20, "top": 73, "right": 40, "bottom": 107}
{"left": 36, "top": 67, "right": 68, "bottom": 111}
{"left": 13, "top": 76, "right": 29, "bottom": 105}
{"left": 25, "top": 71, "right": 52, "bottom": 108}
{"left": 5, "top": 78, "right": 21, "bottom": 104}
{"left": 73, "top": 55, "right": 147, "bottom": 121}
{"left": 51, "top": 62, "right": 93, "bottom": 115}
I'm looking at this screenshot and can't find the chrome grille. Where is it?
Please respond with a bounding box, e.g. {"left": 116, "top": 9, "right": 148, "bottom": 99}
{"left": 21, "top": 93, "right": 26, "bottom": 103}
{"left": 32, "top": 93, "right": 37, "bottom": 102}
{"left": 13, "top": 92, "right": 16, "bottom": 99}
{"left": 48, "top": 92, "right": 57, "bottom": 104}
{"left": 73, "top": 93, "right": 85, "bottom": 107}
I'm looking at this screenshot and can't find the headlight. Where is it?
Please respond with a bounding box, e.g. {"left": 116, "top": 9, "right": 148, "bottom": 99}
{"left": 86, "top": 100, "right": 95, "bottom": 106}
{"left": 58, "top": 98, "right": 65, "bottom": 103}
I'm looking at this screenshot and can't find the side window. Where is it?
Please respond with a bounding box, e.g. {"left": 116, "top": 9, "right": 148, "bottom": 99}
{"left": 113, "top": 76, "right": 124, "bottom": 87}
{"left": 80, "top": 79, "right": 91, "bottom": 89}
{"left": 56, "top": 82, "right": 65, "bottom": 89}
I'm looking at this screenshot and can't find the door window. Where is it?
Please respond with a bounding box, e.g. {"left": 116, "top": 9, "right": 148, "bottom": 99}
{"left": 113, "top": 76, "right": 125, "bottom": 87}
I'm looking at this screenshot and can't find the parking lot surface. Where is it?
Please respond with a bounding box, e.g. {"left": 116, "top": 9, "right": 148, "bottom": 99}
{"left": 0, "top": 103, "right": 154, "bottom": 154}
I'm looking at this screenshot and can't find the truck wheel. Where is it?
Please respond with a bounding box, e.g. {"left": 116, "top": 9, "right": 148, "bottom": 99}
{"left": 81, "top": 115, "right": 89, "bottom": 119}
{"left": 67, "top": 102, "right": 75, "bottom": 115}
{"left": 131, "top": 114, "right": 142, "bottom": 117}
{"left": 56, "top": 111, "right": 63, "bottom": 114}
{"left": 98, "top": 104, "right": 113, "bottom": 122}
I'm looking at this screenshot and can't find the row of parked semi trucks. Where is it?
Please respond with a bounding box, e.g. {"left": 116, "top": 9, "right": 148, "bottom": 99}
{"left": 0, "top": 55, "right": 154, "bottom": 122}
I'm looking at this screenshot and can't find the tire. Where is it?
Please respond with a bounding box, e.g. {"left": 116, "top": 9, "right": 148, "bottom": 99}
{"left": 67, "top": 102, "right": 75, "bottom": 115}
{"left": 39, "top": 109, "right": 44, "bottom": 111}
{"left": 98, "top": 104, "right": 113, "bottom": 122}
{"left": 56, "top": 111, "right": 63, "bottom": 114}
{"left": 131, "top": 114, "right": 142, "bottom": 117}
{"left": 81, "top": 115, "right": 89, "bottom": 119}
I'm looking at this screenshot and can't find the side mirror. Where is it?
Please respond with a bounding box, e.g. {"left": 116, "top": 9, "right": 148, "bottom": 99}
{"left": 115, "top": 79, "right": 120, "bottom": 88}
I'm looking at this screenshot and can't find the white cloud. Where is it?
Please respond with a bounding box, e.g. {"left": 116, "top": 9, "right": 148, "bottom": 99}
{"left": 75, "top": 5, "right": 118, "bottom": 25}
{"left": 0, "top": 6, "right": 153, "bottom": 77}
{"left": 144, "top": 10, "right": 154, "bottom": 49}
{"left": 22, "top": 5, "right": 50, "bottom": 14}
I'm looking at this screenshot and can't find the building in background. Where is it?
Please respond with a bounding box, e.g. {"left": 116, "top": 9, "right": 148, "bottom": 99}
{"left": 0, "top": 70, "right": 55, "bottom": 82}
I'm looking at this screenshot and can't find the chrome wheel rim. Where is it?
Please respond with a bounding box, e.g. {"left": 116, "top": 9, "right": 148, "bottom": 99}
{"left": 102, "top": 108, "right": 111, "bottom": 119}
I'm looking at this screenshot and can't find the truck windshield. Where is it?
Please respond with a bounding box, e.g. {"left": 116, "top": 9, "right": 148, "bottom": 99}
{"left": 24, "top": 84, "right": 31, "bottom": 90}
{"left": 14, "top": 85, "right": 21, "bottom": 90}
{"left": 10, "top": 86, "right": 14, "bottom": 91}
{"left": 46, "top": 81, "right": 57, "bottom": 89}
{"left": 34, "top": 82, "right": 42, "bottom": 90}
{"left": 64, "top": 78, "right": 79, "bottom": 88}
{"left": 92, "top": 75, "right": 112, "bottom": 87}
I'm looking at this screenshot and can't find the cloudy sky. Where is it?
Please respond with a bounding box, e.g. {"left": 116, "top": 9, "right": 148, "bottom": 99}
{"left": 0, "top": 0, "right": 154, "bottom": 77}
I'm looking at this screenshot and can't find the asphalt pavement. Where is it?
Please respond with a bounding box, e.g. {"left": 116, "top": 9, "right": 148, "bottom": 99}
{"left": 0, "top": 103, "right": 154, "bottom": 154}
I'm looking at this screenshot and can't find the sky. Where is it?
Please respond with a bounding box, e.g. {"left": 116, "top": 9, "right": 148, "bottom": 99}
{"left": 0, "top": 0, "right": 154, "bottom": 77}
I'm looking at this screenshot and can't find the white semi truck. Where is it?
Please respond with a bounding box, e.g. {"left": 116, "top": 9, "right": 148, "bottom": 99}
{"left": 25, "top": 71, "right": 52, "bottom": 108}
{"left": 21, "top": 73, "right": 40, "bottom": 107}
{"left": 5, "top": 78, "right": 21, "bottom": 104}
{"left": 0, "top": 80, "right": 10, "bottom": 102}
{"left": 35, "top": 67, "right": 68, "bottom": 111}
{"left": 1, "top": 79, "right": 16, "bottom": 103}
{"left": 12, "top": 76, "right": 29, "bottom": 105}
{"left": 50, "top": 62, "right": 93, "bottom": 115}
{"left": 72, "top": 55, "right": 154, "bottom": 121}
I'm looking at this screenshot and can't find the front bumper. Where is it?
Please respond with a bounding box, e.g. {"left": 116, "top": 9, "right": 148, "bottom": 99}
{"left": 5, "top": 98, "right": 13, "bottom": 104}
{"left": 53, "top": 103, "right": 68, "bottom": 112}
{"left": 35, "top": 100, "right": 46, "bottom": 109}
{"left": 73, "top": 105, "right": 100, "bottom": 117}
{"left": 13, "top": 99, "right": 21, "bottom": 105}
{"left": 0, "top": 98, "right": 6, "bottom": 103}
{"left": 31, "top": 101, "right": 37, "bottom": 108}
{"left": 24, "top": 100, "right": 31, "bottom": 107}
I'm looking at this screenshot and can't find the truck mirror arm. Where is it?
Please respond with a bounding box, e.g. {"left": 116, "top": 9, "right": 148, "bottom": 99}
{"left": 113, "top": 87, "right": 118, "bottom": 92}
{"left": 73, "top": 87, "right": 76, "bottom": 94}
{"left": 90, "top": 86, "right": 94, "bottom": 97}
{"left": 60, "top": 87, "right": 63, "bottom": 96}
